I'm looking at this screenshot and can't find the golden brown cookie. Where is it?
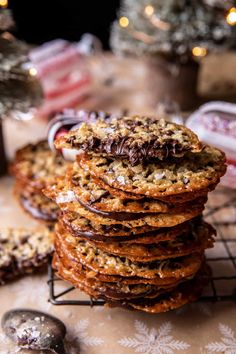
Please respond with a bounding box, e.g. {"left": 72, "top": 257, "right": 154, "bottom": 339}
{"left": 64, "top": 164, "right": 207, "bottom": 216}
{"left": 53, "top": 251, "right": 198, "bottom": 286}
{"left": 81, "top": 221, "right": 215, "bottom": 262}
{"left": 62, "top": 211, "right": 162, "bottom": 238}
{"left": 54, "top": 255, "right": 179, "bottom": 301}
{"left": 61, "top": 211, "right": 194, "bottom": 242}
{"left": 10, "top": 140, "right": 69, "bottom": 190}
{"left": 78, "top": 145, "right": 226, "bottom": 198}
{"left": 95, "top": 176, "right": 218, "bottom": 203}
{"left": 53, "top": 253, "right": 209, "bottom": 311}
{"left": 106, "top": 265, "right": 210, "bottom": 313}
{"left": 59, "top": 200, "right": 204, "bottom": 228}
{"left": 15, "top": 184, "right": 58, "bottom": 223}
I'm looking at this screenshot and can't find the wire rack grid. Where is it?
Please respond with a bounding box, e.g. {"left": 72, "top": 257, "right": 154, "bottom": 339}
{"left": 47, "top": 188, "right": 236, "bottom": 307}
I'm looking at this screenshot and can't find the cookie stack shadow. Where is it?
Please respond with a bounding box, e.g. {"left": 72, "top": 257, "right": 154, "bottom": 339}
{"left": 45, "top": 116, "right": 226, "bottom": 313}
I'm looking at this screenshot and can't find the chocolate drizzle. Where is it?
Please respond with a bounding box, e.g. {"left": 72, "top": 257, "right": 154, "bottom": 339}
{"left": 63, "top": 220, "right": 186, "bottom": 242}
{"left": 62, "top": 116, "right": 202, "bottom": 165}
{"left": 76, "top": 195, "right": 153, "bottom": 221}
{"left": 71, "top": 136, "right": 187, "bottom": 166}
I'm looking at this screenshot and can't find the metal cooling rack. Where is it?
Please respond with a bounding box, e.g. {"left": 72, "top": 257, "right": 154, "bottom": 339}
{"left": 48, "top": 188, "right": 236, "bottom": 306}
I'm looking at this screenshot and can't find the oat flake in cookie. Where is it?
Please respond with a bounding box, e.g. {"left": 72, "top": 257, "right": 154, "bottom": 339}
{"left": 55, "top": 116, "right": 202, "bottom": 165}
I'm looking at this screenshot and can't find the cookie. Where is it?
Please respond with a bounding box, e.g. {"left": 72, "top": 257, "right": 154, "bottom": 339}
{"left": 53, "top": 249, "right": 198, "bottom": 286}
{"left": 0, "top": 228, "right": 54, "bottom": 284}
{"left": 66, "top": 166, "right": 171, "bottom": 213}
{"left": 81, "top": 221, "right": 215, "bottom": 262}
{"left": 107, "top": 265, "right": 210, "bottom": 313}
{"left": 59, "top": 200, "right": 204, "bottom": 228}
{"left": 54, "top": 254, "right": 179, "bottom": 301}
{"left": 62, "top": 211, "right": 161, "bottom": 238}
{"left": 55, "top": 116, "right": 202, "bottom": 165}
{"left": 64, "top": 165, "right": 207, "bottom": 216}
{"left": 10, "top": 140, "right": 69, "bottom": 190}
{"left": 95, "top": 176, "right": 217, "bottom": 203}
{"left": 61, "top": 211, "right": 194, "bottom": 242}
{"left": 53, "top": 253, "right": 208, "bottom": 309}
{"left": 79, "top": 145, "right": 226, "bottom": 198}
{"left": 15, "top": 185, "right": 58, "bottom": 223}
{"left": 55, "top": 223, "right": 204, "bottom": 280}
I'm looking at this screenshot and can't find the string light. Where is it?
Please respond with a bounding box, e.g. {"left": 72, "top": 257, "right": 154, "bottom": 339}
{"left": 226, "top": 7, "right": 236, "bottom": 26}
{"left": 192, "top": 46, "right": 207, "bottom": 57}
{"left": 144, "top": 5, "right": 154, "bottom": 17}
{"left": 0, "top": 0, "right": 8, "bottom": 7}
{"left": 29, "top": 67, "right": 37, "bottom": 76}
{"left": 119, "top": 16, "right": 129, "bottom": 28}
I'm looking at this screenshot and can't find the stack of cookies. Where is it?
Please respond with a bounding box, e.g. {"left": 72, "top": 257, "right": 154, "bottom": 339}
{"left": 10, "top": 140, "right": 69, "bottom": 225}
{"left": 2, "top": 141, "right": 69, "bottom": 284}
{"left": 45, "top": 116, "right": 226, "bottom": 313}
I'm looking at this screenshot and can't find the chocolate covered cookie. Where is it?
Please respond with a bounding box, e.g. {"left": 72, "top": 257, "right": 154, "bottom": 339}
{"left": 107, "top": 265, "right": 210, "bottom": 313}
{"left": 0, "top": 228, "right": 53, "bottom": 284}
{"left": 59, "top": 199, "right": 204, "bottom": 228}
{"left": 54, "top": 255, "right": 180, "bottom": 301}
{"left": 55, "top": 116, "right": 202, "bottom": 165}
{"left": 49, "top": 114, "right": 224, "bottom": 313}
{"left": 81, "top": 221, "right": 215, "bottom": 262}
{"left": 15, "top": 184, "right": 58, "bottom": 223}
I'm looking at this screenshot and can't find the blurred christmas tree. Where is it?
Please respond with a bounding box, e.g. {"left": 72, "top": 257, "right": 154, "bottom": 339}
{"left": 0, "top": 4, "right": 42, "bottom": 176}
{"left": 111, "top": 0, "right": 236, "bottom": 61}
{"left": 110, "top": 0, "right": 236, "bottom": 110}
